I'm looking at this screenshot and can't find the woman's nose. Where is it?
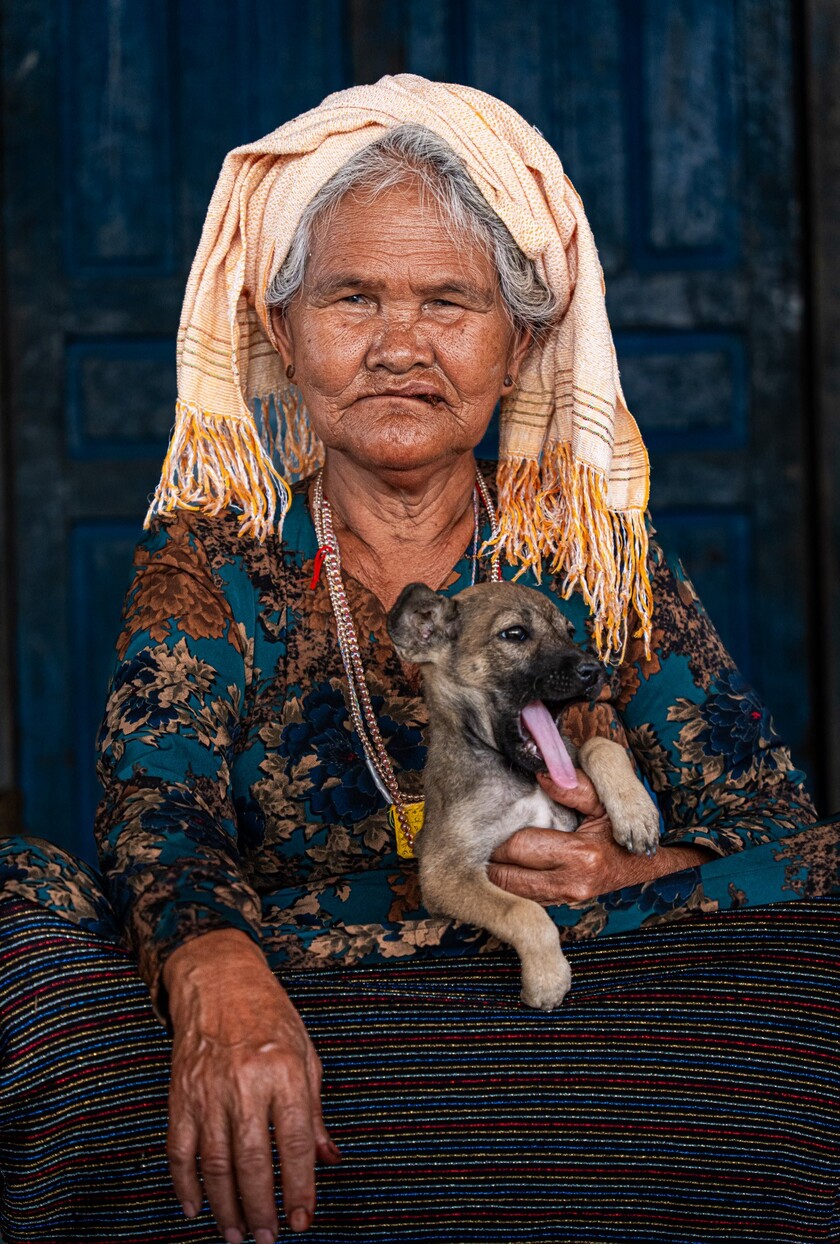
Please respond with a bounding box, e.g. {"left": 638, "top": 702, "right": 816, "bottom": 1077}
{"left": 365, "top": 315, "right": 435, "bottom": 373}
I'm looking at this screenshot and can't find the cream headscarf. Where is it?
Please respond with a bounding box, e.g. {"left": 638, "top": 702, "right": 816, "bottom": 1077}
{"left": 147, "top": 74, "right": 652, "bottom": 659}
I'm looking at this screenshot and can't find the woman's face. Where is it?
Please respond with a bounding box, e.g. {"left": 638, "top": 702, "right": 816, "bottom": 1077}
{"left": 272, "top": 178, "right": 531, "bottom": 475}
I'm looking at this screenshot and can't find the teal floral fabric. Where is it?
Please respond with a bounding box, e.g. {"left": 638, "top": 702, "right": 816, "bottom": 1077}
{"left": 2, "top": 471, "right": 836, "bottom": 1014}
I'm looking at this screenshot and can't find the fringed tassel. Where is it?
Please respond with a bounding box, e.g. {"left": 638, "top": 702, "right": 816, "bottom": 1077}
{"left": 493, "top": 445, "right": 653, "bottom": 663}
{"left": 255, "top": 387, "right": 324, "bottom": 481}
{"left": 484, "top": 459, "right": 545, "bottom": 579}
{"left": 144, "top": 400, "right": 292, "bottom": 541}
{"left": 275, "top": 384, "right": 324, "bottom": 480}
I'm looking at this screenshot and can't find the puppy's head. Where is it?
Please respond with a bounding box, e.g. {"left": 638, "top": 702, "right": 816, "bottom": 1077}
{"left": 387, "top": 581, "right": 605, "bottom": 781}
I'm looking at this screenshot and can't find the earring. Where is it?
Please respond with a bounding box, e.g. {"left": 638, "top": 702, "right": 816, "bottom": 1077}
{"left": 285, "top": 363, "right": 296, "bottom": 380}
{"left": 503, "top": 373, "right": 513, "bottom": 388}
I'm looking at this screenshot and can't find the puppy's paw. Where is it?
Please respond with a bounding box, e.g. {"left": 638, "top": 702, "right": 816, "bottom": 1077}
{"left": 609, "top": 788, "right": 661, "bottom": 856}
{"left": 520, "top": 956, "right": 572, "bottom": 1011}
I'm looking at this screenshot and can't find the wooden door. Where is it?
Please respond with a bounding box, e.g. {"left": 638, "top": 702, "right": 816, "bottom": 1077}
{"left": 2, "top": 0, "right": 812, "bottom": 859}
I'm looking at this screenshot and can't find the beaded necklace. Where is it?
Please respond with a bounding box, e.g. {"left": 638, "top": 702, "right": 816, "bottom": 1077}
{"left": 311, "top": 467, "right": 502, "bottom": 857}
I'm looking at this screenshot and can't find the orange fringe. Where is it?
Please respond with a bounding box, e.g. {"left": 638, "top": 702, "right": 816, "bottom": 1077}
{"left": 487, "top": 446, "right": 653, "bottom": 663}
{"left": 271, "top": 384, "right": 325, "bottom": 480}
{"left": 483, "top": 458, "right": 544, "bottom": 580}
{"left": 148, "top": 403, "right": 652, "bottom": 661}
{"left": 144, "top": 400, "right": 292, "bottom": 541}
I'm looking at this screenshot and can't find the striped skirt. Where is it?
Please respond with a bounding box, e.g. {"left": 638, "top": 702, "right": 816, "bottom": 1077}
{"left": 1, "top": 893, "right": 839, "bottom": 1242}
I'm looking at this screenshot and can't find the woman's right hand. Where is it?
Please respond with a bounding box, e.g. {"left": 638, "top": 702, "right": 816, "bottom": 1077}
{"left": 163, "top": 927, "right": 340, "bottom": 1241}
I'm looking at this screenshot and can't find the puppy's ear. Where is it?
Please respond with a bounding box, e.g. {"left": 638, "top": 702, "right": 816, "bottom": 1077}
{"left": 387, "top": 583, "right": 461, "bottom": 664}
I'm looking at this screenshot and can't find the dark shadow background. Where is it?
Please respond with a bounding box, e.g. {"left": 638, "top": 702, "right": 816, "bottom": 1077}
{"left": 1, "top": 0, "right": 838, "bottom": 860}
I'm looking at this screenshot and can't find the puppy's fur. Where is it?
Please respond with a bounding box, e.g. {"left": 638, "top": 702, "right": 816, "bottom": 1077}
{"left": 387, "top": 581, "right": 660, "bottom": 1010}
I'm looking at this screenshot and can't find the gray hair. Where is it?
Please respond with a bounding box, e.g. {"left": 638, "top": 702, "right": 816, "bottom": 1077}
{"left": 265, "top": 123, "right": 558, "bottom": 338}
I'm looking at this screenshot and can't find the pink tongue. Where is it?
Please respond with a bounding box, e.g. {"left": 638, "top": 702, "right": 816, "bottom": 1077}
{"left": 520, "top": 700, "right": 578, "bottom": 789}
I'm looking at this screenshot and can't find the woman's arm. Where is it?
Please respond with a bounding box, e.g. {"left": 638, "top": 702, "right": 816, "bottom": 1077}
{"left": 490, "top": 535, "right": 815, "bottom": 903}
{"left": 164, "top": 929, "right": 339, "bottom": 1241}
{"left": 96, "top": 510, "right": 338, "bottom": 1238}
{"left": 488, "top": 770, "right": 714, "bottom": 903}
{"left": 618, "top": 539, "right": 816, "bottom": 854}
{"left": 95, "top": 509, "right": 265, "bottom": 1014}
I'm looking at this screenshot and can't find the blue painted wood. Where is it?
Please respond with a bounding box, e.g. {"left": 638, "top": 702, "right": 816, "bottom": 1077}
{"left": 653, "top": 510, "right": 754, "bottom": 681}
{"left": 623, "top": 0, "right": 740, "bottom": 269}
{"left": 66, "top": 338, "right": 177, "bottom": 460}
{"left": 241, "top": 0, "right": 348, "bottom": 138}
{"left": 173, "top": 1, "right": 251, "bottom": 268}
{"left": 642, "top": 0, "right": 738, "bottom": 258}
{"left": 59, "top": 0, "right": 175, "bottom": 275}
{"left": 615, "top": 331, "right": 748, "bottom": 451}
{"left": 549, "top": 0, "right": 627, "bottom": 278}
{"left": 70, "top": 523, "right": 140, "bottom": 863}
{"left": 469, "top": 0, "right": 555, "bottom": 135}
{"left": 406, "top": 0, "right": 463, "bottom": 81}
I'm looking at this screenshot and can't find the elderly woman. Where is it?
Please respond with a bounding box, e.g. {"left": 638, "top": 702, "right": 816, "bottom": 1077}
{"left": 1, "top": 76, "right": 839, "bottom": 1244}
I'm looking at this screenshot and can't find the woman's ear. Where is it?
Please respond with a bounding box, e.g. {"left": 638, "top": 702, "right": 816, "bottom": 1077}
{"left": 505, "top": 326, "right": 534, "bottom": 389}
{"left": 269, "top": 306, "right": 295, "bottom": 371}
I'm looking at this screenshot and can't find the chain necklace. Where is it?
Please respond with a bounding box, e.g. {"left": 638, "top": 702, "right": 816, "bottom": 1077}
{"left": 311, "top": 468, "right": 502, "bottom": 857}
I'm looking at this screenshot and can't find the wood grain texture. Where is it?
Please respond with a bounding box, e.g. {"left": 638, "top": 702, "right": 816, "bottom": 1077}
{"left": 60, "top": 0, "right": 175, "bottom": 275}
{"left": 804, "top": 0, "right": 840, "bottom": 809}
{"left": 0, "top": 8, "right": 20, "bottom": 821}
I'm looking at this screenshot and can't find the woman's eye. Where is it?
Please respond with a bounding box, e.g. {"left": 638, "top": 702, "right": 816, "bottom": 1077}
{"left": 498, "top": 626, "right": 529, "bottom": 643}
{"left": 342, "top": 294, "right": 367, "bottom": 305}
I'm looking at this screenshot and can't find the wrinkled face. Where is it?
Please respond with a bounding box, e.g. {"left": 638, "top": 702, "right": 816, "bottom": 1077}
{"left": 387, "top": 581, "right": 606, "bottom": 777}
{"left": 271, "top": 179, "right": 531, "bottom": 475}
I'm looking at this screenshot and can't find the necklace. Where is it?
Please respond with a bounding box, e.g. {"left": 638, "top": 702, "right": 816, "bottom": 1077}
{"left": 311, "top": 468, "right": 501, "bottom": 857}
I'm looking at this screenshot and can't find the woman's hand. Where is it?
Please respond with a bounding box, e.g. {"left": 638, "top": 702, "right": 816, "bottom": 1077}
{"left": 488, "top": 770, "right": 715, "bottom": 904}
{"left": 163, "top": 928, "right": 340, "bottom": 1241}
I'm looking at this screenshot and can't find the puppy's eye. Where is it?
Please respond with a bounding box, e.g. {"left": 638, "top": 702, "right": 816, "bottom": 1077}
{"left": 498, "top": 625, "right": 529, "bottom": 643}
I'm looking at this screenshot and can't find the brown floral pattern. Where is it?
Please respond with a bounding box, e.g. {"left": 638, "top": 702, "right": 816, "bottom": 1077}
{"left": 117, "top": 514, "right": 239, "bottom": 659}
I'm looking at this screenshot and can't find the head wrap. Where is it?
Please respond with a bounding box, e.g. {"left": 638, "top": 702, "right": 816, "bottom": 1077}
{"left": 147, "top": 74, "right": 652, "bottom": 659}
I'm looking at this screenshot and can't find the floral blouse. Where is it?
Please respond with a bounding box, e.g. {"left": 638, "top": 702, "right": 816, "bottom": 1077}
{"left": 91, "top": 472, "right": 822, "bottom": 1010}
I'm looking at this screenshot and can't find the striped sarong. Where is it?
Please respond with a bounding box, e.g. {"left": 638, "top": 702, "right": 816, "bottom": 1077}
{"left": 2, "top": 895, "right": 840, "bottom": 1242}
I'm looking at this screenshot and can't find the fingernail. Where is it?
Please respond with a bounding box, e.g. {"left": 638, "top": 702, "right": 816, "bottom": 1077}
{"left": 327, "top": 1140, "right": 342, "bottom": 1161}
{"left": 255, "top": 1231, "right": 277, "bottom": 1244}
{"left": 290, "top": 1208, "right": 311, "bottom": 1233}
{"left": 224, "top": 1231, "right": 244, "bottom": 1244}
{"left": 181, "top": 1201, "right": 198, "bottom": 1219}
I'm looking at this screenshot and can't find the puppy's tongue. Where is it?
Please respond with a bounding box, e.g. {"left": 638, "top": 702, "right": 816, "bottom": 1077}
{"left": 520, "top": 700, "right": 578, "bottom": 789}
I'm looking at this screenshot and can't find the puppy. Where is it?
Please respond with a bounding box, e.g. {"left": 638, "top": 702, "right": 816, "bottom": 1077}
{"left": 387, "top": 580, "right": 660, "bottom": 1010}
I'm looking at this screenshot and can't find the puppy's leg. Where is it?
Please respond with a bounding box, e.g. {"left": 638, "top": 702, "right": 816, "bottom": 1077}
{"left": 578, "top": 736, "right": 661, "bottom": 855}
{"left": 421, "top": 862, "right": 571, "bottom": 1010}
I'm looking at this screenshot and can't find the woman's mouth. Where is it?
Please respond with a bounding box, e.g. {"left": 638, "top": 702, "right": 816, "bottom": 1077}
{"left": 366, "top": 389, "right": 445, "bottom": 406}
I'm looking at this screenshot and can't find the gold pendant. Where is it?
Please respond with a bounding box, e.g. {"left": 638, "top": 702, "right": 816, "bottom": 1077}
{"left": 388, "top": 800, "right": 425, "bottom": 858}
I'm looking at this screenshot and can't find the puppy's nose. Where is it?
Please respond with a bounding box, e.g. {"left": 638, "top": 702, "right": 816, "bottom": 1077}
{"left": 577, "top": 657, "right": 604, "bottom": 691}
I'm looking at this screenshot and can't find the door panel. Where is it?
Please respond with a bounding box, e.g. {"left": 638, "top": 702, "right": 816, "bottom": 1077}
{"left": 69, "top": 522, "right": 139, "bottom": 854}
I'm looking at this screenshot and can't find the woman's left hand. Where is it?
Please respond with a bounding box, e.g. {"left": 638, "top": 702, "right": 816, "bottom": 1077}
{"left": 487, "top": 770, "right": 715, "bottom": 904}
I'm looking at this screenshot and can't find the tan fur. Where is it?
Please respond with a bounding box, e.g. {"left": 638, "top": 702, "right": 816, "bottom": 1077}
{"left": 388, "top": 581, "right": 660, "bottom": 1010}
